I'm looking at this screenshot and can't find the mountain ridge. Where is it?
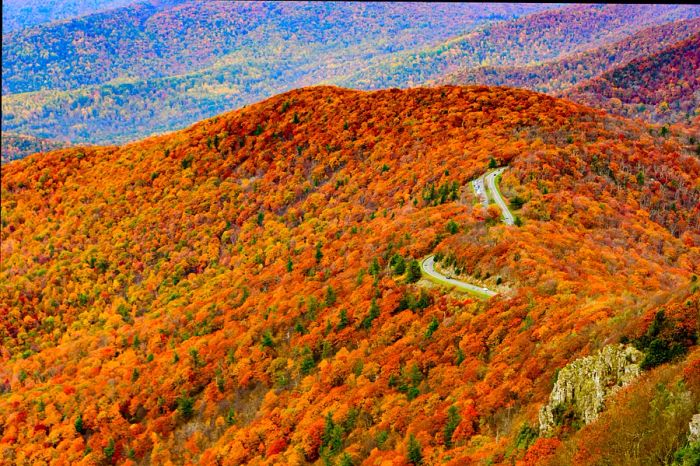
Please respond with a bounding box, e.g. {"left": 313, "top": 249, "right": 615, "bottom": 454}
{"left": 565, "top": 32, "right": 700, "bottom": 125}
{"left": 2, "top": 85, "right": 699, "bottom": 464}
{"left": 329, "top": 4, "right": 700, "bottom": 90}
{"left": 437, "top": 17, "right": 700, "bottom": 97}
{"left": 7, "top": 4, "right": 700, "bottom": 148}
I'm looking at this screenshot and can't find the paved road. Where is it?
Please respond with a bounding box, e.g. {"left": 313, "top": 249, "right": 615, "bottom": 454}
{"left": 423, "top": 167, "right": 513, "bottom": 297}
{"left": 485, "top": 167, "right": 515, "bottom": 225}
{"left": 472, "top": 177, "right": 489, "bottom": 207}
{"left": 421, "top": 255, "right": 496, "bottom": 297}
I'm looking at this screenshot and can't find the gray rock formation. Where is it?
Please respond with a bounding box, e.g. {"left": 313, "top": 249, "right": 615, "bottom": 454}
{"left": 690, "top": 414, "right": 700, "bottom": 443}
{"left": 539, "top": 344, "right": 644, "bottom": 434}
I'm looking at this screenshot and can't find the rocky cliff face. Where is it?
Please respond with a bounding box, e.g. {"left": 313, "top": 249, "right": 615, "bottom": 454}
{"left": 539, "top": 344, "right": 644, "bottom": 434}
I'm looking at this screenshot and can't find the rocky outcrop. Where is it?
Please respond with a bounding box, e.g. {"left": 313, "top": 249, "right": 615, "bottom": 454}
{"left": 539, "top": 344, "right": 643, "bottom": 434}
{"left": 690, "top": 414, "right": 700, "bottom": 443}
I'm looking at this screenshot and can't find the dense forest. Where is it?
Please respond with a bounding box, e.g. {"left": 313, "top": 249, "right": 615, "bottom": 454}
{"left": 1, "top": 2, "right": 552, "bottom": 144}
{"left": 2, "top": 86, "right": 699, "bottom": 465}
{"left": 437, "top": 18, "right": 700, "bottom": 104}
{"left": 1, "top": 0, "right": 138, "bottom": 32}
{"left": 566, "top": 33, "right": 700, "bottom": 126}
{"left": 1, "top": 133, "right": 70, "bottom": 164}
{"left": 4, "top": 4, "right": 699, "bottom": 148}
{"left": 331, "top": 5, "right": 700, "bottom": 90}
{"left": 3, "top": 2, "right": 546, "bottom": 95}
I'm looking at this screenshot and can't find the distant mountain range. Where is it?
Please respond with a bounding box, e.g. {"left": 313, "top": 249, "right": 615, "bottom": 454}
{"left": 332, "top": 4, "right": 700, "bottom": 90}
{"left": 438, "top": 17, "right": 700, "bottom": 126}
{"left": 1, "top": 2, "right": 553, "bottom": 146}
{"left": 2, "top": 3, "right": 698, "bottom": 159}
{"left": 1, "top": 0, "right": 138, "bottom": 32}
{"left": 565, "top": 32, "right": 700, "bottom": 125}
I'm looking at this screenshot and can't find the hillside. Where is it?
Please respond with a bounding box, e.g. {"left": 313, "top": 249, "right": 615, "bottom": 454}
{"left": 2, "top": 86, "right": 699, "bottom": 464}
{"left": 437, "top": 18, "right": 700, "bottom": 100}
{"left": 2, "top": 2, "right": 552, "bottom": 95}
{"left": 565, "top": 33, "right": 700, "bottom": 126}
{"left": 1, "top": 2, "right": 553, "bottom": 146}
{"left": 1, "top": 0, "right": 137, "bottom": 32}
{"left": 1, "top": 133, "right": 71, "bottom": 164}
{"left": 329, "top": 4, "right": 700, "bottom": 91}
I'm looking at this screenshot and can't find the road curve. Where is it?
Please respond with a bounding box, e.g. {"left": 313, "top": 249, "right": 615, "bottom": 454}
{"left": 485, "top": 167, "right": 514, "bottom": 225}
{"left": 421, "top": 255, "right": 496, "bottom": 297}
{"left": 472, "top": 177, "right": 488, "bottom": 207}
{"left": 423, "top": 167, "right": 512, "bottom": 297}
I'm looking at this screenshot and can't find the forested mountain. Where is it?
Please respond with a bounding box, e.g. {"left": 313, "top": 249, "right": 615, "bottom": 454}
{"left": 565, "top": 33, "right": 700, "bottom": 126}
{"left": 4, "top": 4, "right": 698, "bottom": 151}
{"left": 1, "top": 0, "right": 138, "bottom": 32}
{"left": 330, "top": 4, "right": 700, "bottom": 90}
{"left": 437, "top": 18, "right": 700, "bottom": 97}
{"left": 1, "top": 2, "right": 553, "bottom": 145}
{"left": 3, "top": 2, "right": 700, "bottom": 464}
{"left": 0, "top": 133, "right": 70, "bottom": 164}
{"left": 2, "top": 85, "right": 699, "bottom": 464}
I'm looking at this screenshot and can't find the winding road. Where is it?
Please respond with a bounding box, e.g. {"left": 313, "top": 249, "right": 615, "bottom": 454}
{"left": 421, "top": 167, "right": 514, "bottom": 297}
{"left": 421, "top": 255, "right": 496, "bottom": 297}
{"left": 485, "top": 168, "right": 514, "bottom": 225}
